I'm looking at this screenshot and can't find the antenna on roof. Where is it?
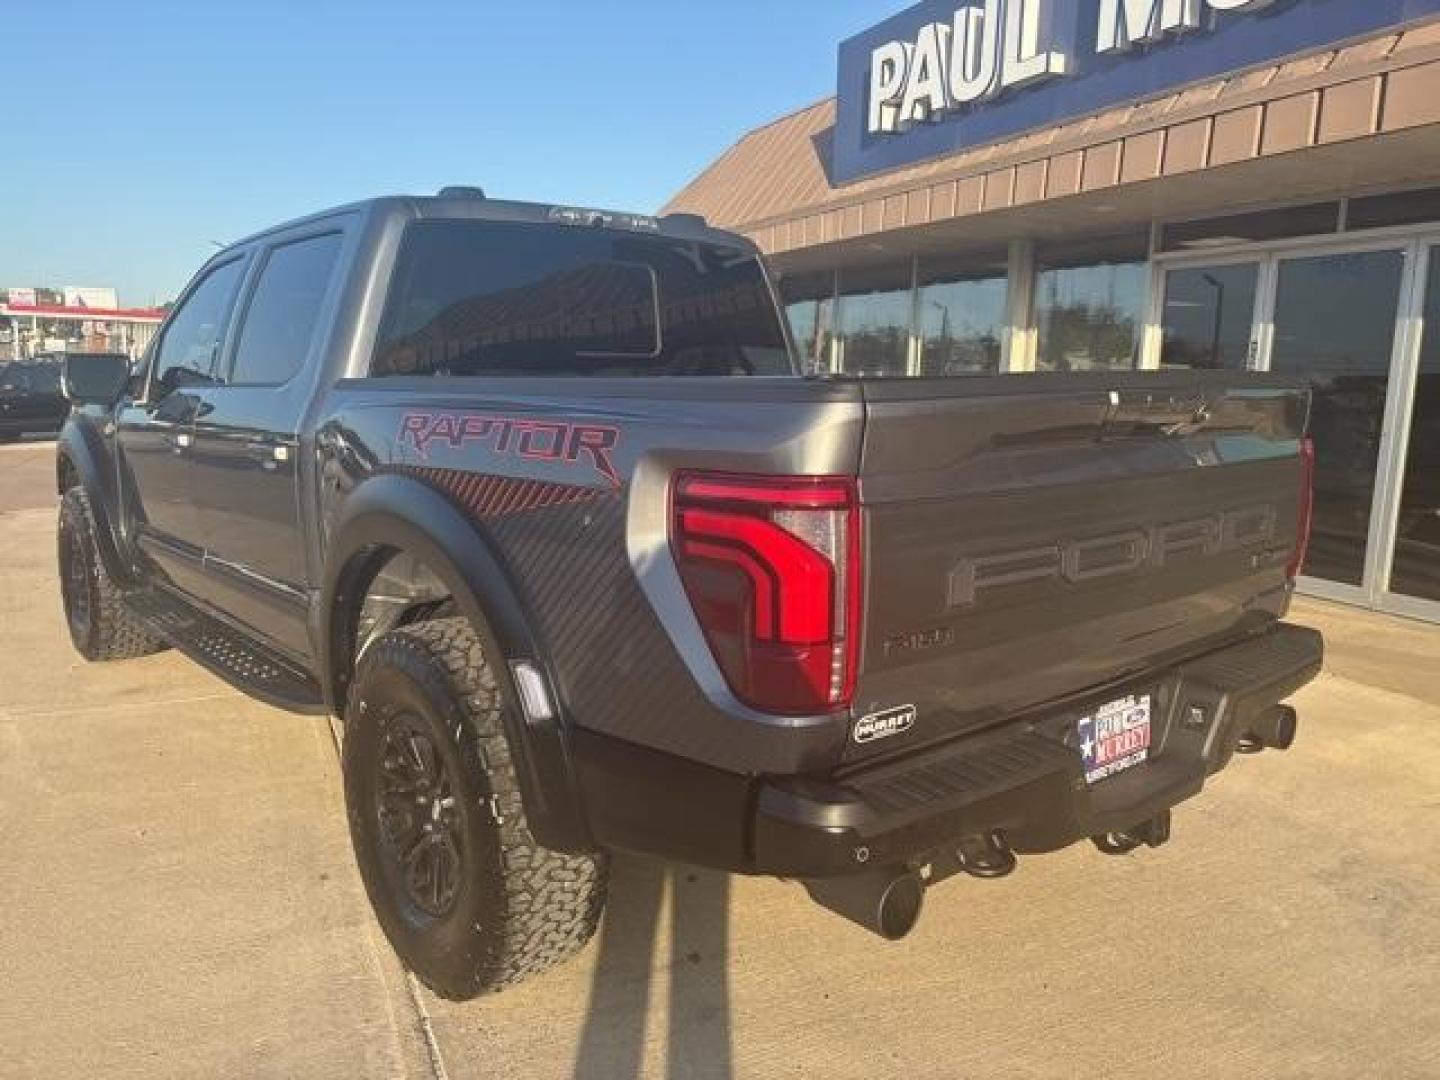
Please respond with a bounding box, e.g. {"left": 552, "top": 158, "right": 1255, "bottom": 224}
{"left": 436, "top": 185, "right": 487, "bottom": 199}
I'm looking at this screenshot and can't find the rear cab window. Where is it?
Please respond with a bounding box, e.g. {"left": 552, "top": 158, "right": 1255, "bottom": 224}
{"left": 371, "top": 220, "right": 794, "bottom": 377}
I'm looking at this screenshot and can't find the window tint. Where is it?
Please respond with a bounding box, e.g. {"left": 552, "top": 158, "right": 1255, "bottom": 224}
{"left": 231, "top": 233, "right": 343, "bottom": 386}
{"left": 1160, "top": 203, "right": 1339, "bottom": 252}
{"left": 1, "top": 366, "right": 32, "bottom": 392}
{"left": 837, "top": 263, "right": 912, "bottom": 377}
{"left": 1034, "top": 235, "right": 1149, "bottom": 373}
{"left": 917, "top": 253, "right": 1008, "bottom": 376}
{"left": 1347, "top": 187, "right": 1440, "bottom": 232}
{"left": 780, "top": 272, "right": 836, "bottom": 376}
{"left": 153, "top": 259, "right": 245, "bottom": 398}
{"left": 31, "top": 365, "right": 61, "bottom": 392}
{"left": 1159, "top": 264, "right": 1259, "bottom": 371}
{"left": 373, "top": 220, "right": 791, "bottom": 377}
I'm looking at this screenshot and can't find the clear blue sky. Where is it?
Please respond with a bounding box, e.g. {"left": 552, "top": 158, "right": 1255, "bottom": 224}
{"left": 1, "top": 1, "right": 887, "bottom": 306}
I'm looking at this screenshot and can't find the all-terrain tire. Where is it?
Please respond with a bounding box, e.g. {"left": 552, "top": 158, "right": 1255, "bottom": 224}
{"left": 57, "top": 486, "right": 164, "bottom": 661}
{"left": 343, "top": 616, "right": 608, "bottom": 999}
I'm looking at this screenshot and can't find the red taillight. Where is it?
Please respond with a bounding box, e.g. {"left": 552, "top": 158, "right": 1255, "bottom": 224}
{"left": 671, "top": 472, "right": 862, "bottom": 715}
{"left": 1286, "top": 435, "right": 1316, "bottom": 580}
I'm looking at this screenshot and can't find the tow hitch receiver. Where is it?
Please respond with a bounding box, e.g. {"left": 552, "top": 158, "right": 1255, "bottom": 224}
{"left": 956, "top": 831, "right": 1017, "bottom": 879}
{"left": 1092, "top": 809, "right": 1172, "bottom": 855}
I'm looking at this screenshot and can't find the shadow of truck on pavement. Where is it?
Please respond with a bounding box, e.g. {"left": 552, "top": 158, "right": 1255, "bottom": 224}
{"left": 573, "top": 854, "right": 734, "bottom": 1080}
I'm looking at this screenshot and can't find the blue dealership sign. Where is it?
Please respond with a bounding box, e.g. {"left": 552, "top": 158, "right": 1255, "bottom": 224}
{"left": 834, "top": 0, "right": 1440, "bottom": 184}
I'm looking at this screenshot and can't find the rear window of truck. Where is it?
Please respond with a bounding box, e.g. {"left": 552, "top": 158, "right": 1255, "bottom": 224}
{"left": 371, "top": 220, "right": 793, "bottom": 377}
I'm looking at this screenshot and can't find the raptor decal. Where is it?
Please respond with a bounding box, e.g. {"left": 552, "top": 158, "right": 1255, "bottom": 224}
{"left": 398, "top": 411, "right": 621, "bottom": 487}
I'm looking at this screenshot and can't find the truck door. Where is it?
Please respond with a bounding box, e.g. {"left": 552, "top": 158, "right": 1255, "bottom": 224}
{"left": 186, "top": 229, "right": 345, "bottom": 661}
{"left": 115, "top": 256, "right": 247, "bottom": 595}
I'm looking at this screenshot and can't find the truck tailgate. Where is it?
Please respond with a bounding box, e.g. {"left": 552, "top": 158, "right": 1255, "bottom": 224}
{"left": 852, "top": 372, "right": 1310, "bottom": 765}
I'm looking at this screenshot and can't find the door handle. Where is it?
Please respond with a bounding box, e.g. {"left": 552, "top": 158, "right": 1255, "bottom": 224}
{"left": 164, "top": 431, "right": 193, "bottom": 454}
{"left": 245, "top": 441, "right": 291, "bottom": 471}
{"left": 245, "top": 441, "right": 290, "bottom": 461}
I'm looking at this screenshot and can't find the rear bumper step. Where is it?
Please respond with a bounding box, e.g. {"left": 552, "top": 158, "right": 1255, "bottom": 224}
{"left": 754, "top": 623, "right": 1323, "bottom": 879}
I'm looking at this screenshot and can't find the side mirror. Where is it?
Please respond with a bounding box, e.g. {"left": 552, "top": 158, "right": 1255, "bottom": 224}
{"left": 62, "top": 353, "right": 131, "bottom": 406}
{"left": 127, "top": 356, "right": 151, "bottom": 399}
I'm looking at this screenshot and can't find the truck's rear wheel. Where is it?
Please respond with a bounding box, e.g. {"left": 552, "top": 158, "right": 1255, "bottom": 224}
{"left": 57, "top": 487, "right": 164, "bottom": 661}
{"left": 342, "top": 616, "right": 607, "bottom": 999}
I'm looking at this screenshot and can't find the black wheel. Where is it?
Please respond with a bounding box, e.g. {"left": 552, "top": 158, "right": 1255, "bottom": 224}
{"left": 343, "top": 616, "right": 607, "bottom": 999}
{"left": 57, "top": 487, "right": 164, "bottom": 661}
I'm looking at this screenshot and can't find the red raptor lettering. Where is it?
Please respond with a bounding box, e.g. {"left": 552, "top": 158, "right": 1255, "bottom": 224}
{"left": 399, "top": 411, "right": 621, "bottom": 487}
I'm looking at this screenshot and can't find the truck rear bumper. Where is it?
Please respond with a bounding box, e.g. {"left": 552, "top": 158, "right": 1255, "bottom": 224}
{"left": 752, "top": 623, "right": 1323, "bottom": 879}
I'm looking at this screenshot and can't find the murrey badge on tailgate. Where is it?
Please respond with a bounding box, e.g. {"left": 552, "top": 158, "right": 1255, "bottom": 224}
{"left": 854, "top": 704, "right": 917, "bottom": 744}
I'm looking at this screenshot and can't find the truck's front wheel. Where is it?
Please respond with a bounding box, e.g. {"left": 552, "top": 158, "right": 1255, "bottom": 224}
{"left": 342, "top": 616, "right": 607, "bottom": 999}
{"left": 57, "top": 486, "right": 164, "bottom": 661}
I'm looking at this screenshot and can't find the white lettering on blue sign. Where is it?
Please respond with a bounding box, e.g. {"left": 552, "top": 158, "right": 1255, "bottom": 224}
{"left": 867, "top": 0, "right": 1282, "bottom": 135}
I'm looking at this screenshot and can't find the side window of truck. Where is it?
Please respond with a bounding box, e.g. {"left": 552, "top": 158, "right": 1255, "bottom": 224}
{"left": 228, "top": 232, "right": 344, "bottom": 387}
{"left": 151, "top": 258, "right": 246, "bottom": 400}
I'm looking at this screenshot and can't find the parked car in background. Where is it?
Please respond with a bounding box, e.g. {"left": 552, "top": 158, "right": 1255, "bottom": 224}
{"left": 0, "top": 355, "right": 74, "bottom": 440}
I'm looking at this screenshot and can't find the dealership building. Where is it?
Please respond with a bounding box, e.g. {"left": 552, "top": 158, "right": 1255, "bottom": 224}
{"left": 667, "top": 0, "right": 1440, "bottom": 622}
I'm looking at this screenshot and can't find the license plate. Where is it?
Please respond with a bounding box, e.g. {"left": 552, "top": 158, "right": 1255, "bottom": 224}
{"left": 1078, "top": 693, "right": 1153, "bottom": 785}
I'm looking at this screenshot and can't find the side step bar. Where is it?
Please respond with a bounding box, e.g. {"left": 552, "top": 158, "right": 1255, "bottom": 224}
{"left": 125, "top": 588, "right": 326, "bottom": 714}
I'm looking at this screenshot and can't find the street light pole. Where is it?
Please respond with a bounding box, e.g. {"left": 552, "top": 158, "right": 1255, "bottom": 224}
{"left": 1202, "top": 273, "right": 1225, "bottom": 369}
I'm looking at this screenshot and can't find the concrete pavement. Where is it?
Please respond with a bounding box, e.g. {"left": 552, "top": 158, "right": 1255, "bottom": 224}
{"left": 0, "top": 442, "right": 436, "bottom": 1079}
{"left": 2, "top": 438, "right": 1438, "bottom": 1079}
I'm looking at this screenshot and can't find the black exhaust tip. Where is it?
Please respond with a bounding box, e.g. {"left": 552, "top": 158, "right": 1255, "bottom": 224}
{"left": 1238, "top": 704, "right": 1298, "bottom": 754}
{"left": 805, "top": 869, "right": 925, "bottom": 941}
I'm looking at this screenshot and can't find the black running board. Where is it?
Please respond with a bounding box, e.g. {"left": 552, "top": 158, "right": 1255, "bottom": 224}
{"left": 125, "top": 588, "right": 327, "bottom": 715}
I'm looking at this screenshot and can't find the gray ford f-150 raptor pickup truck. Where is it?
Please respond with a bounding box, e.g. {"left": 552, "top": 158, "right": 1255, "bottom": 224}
{"left": 56, "top": 189, "right": 1323, "bottom": 999}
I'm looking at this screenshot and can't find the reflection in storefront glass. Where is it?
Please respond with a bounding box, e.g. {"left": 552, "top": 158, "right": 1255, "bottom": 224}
{"left": 780, "top": 272, "right": 836, "bottom": 375}
{"left": 1392, "top": 253, "right": 1440, "bottom": 603}
{"left": 1160, "top": 264, "right": 1259, "bottom": 370}
{"left": 917, "top": 255, "right": 1007, "bottom": 376}
{"left": 837, "top": 264, "right": 913, "bottom": 376}
{"left": 1034, "top": 253, "right": 1147, "bottom": 372}
{"left": 1270, "top": 250, "right": 1403, "bottom": 588}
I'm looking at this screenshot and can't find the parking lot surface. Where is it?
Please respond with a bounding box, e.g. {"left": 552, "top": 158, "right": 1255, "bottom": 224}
{"left": 2, "top": 438, "right": 1437, "bottom": 1079}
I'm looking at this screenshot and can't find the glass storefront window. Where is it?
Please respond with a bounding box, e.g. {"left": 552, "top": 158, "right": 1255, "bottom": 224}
{"left": 1159, "top": 263, "right": 1259, "bottom": 370}
{"left": 1346, "top": 187, "right": 1440, "bottom": 233}
{"left": 780, "top": 272, "right": 836, "bottom": 375}
{"left": 1270, "top": 249, "right": 1404, "bottom": 588}
{"left": 1160, "top": 203, "right": 1340, "bottom": 252}
{"left": 837, "top": 263, "right": 913, "bottom": 377}
{"left": 916, "top": 254, "right": 1007, "bottom": 376}
{"left": 1034, "top": 237, "right": 1148, "bottom": 372}
{"left": 1391, "top": 250, "right": 1440, "bottom": 603}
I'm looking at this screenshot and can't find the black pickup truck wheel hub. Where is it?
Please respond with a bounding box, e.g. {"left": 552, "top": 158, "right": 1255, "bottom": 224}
{"left": 59, "top": 515, "right": 91, "bottom": 638}
{"left": 375, "top": 720, "right": 462, "bottom": 919}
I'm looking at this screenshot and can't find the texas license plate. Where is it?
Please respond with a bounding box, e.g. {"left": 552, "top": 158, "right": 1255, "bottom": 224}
{"left": 1078, "top": 693, "right": 1153, "bottom": 785}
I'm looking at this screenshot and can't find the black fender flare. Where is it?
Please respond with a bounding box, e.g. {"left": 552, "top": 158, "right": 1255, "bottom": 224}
{"left": 55, "top": 417, "right": 132, "bottom": 585}
{"left": 320, "top": 472, "right": 590, "bottom": 853}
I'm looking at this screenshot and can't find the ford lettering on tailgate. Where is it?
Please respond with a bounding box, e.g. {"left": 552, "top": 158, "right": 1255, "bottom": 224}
{"left": 948, "top": 505, "right": 1279, "bottom": 609}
